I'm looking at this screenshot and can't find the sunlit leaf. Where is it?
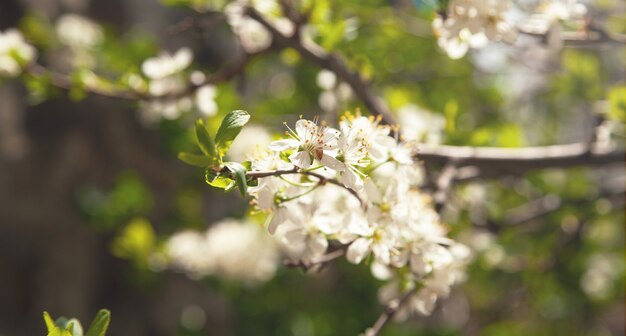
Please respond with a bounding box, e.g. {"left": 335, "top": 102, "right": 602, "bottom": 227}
{"left": 85, "top": 309, "right": 111, "bottom": 336}
{"left": 215, "top": 110, "right": 250, "bottom": 157}
{"left": 224, "top": 161, "right": 248, "bottom": 197}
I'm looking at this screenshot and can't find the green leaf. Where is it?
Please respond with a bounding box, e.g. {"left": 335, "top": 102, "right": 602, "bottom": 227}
{"left": 215, "top": 110, "right": 250, "bottom": 157}
{"left": 178, "top": 152, "right": 212, "bottom": 167}
{"left": 205, "top": 169, "right": 235, "bottom": 190}
{"left": 44, "top": 312, "right": 56, "bottom": 333}
{"left": 224, "top": 162, "right": 248, "bottom": 197}
{"left": 85, "top": 309, "right": 111, "bottom": 336}
{"left": 110, "top": 218, "right": 155, "bottom": 267}
{"left": 195, "top": 119, "right": 217, "bottom": 160}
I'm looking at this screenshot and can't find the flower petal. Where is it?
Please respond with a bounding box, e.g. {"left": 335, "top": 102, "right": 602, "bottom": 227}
{"left": 346, "top": 237, "right": 372, "bottom": 264}
{"left": 295, "top": 119, "right": 316, "bottom": 140}
{"left": 269, "top": 139, "right": 299, "bottom": 151}
{"left": 320, "top": 154, "right": 345, "bottom": 171}
{"left": 268, "top": 207, "right": 287, "bottom": 234}
{"left": 289, "top": 150, "right": 312, "bottom": 168}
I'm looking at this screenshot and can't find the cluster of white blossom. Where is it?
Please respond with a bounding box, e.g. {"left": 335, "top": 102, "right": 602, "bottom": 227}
{"left": 316, "top": 70, "right": 353, "bottom": 113}
{"left": 246, "top": 113, "right": 471, "bottom": 317}
{"left": 55, "top": 14, "right": 104, "bottom": 68}
{"left": 0, "top": 29, "right": 36, "bottom": 77}
{"left": 398, "top": 104, "right": 445, "bottom": 145}
{"left": 166, "top": 218, "right": 280, "bottom": 285}
{"left": 140, "top": 48, "right": 217, "bottom": 121}
{"left": 225, "top": 0, "right": 294, "bottom": 52}
{"left": 433, "top": 0, "right": 588, "bottom": 59}
{"left": 519, "top": 0, "right": 588, "bottom": 44}
{"left": 433, "top": 0, "right": 517, "bottom": 59}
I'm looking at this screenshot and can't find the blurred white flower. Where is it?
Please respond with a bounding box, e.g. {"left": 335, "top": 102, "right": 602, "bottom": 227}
{"left": 433, "top": 0, "right": 517, "bottom": 59}
{"left": 195, "top": 84, "right": 218, "bottom": 117}
{"left": 142, "top": 48, "right": 193, "bottom": 80}
{"left": 398, "top": 104, "right": 445, "bottom": 145}
{"left": 316, "top": 70, "right": 337, "bottom": 91}
{"left": 226, "top": 124, "right": 272, "bottom": 162}
{"left": 225, "top": 0, "right": 293, "bottom": 53}
{"left": 56, "top": 14, "right": 104, "bottom": 49}
{"left": 0, "top": 29, "right": 36, "bottom": 77}
{"left": 167, "top": 219, "right": 280, "bottom": 285}
{"left": 139, "top": 48, "right": 218, "bottom": 121}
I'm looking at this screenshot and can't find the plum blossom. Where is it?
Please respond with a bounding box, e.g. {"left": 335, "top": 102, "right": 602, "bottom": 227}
{"left": 269, "top": 119, "right": 342, "bottom": 169}
{"left": 433, "top": 0, "right": 517, "bottom": 59}
{"left": 246, "top": 112, "right": 470, "bottom": 318}
{"left": 166, "top": 218, "right": 280, "bottom": 285}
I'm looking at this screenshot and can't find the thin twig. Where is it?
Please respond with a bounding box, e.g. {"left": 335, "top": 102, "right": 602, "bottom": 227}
{"left": 245, "top": 167, "right": 366, "bottom": 208}
{"left": 364, "top": 290, "right": 415, "bottom": 336}
{"left": 433, "top": 159, "right": 461, "bottom": 213}
{"left": 25, "top": 46, "right": 271, "bottom": 102}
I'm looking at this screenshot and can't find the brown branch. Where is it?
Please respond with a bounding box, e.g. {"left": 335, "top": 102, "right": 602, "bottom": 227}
{"left": 25, "top": 46, "right": 270, "bottom": 102}
{"left": 245, "top": 167, "right": 367, "bottom": 208}
{"left": 433, "top": 160, "right": 460, "bottom": 213}
{"left": 519, "top": 21, "right": 626, "bottom": 46}
{"left": 364, "top": 290, "right": 415, "bottom": 336}
{"left": 244, "top": 7, "right": 398, "bottom": 126}
{"left": 418, "top": 142, "right": 625, "bottom": 179}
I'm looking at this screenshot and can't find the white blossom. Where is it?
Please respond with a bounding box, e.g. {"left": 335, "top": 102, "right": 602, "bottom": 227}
{"left": 433, "top": 0, "right": 517, "bottom": 59}
{"left": 0, "top": 29, "right": 36, "bottom": 77}
{"left": 166, "top": 219, "right": 280, "bottom": 285}
{"left": 245, "top": 112, "right": 470, "bottom": 317}
{"left": 56, "top": 14, "right": 104, "bottom": 49}
{"left": 269, "top": 119, "right": 343, "bottom": 169}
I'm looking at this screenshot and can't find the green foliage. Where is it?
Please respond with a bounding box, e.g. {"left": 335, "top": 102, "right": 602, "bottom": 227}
{"left": 215, "top": 110, "right": 251, "bottom": 157}
{"left": 43, "top": 310, "right": 110, "bottom": 336}
{"left": 224, "top": 161, "right": 248, "bottom": 197}
{"left": 110, "top": 217, "right": 156, "bottom": 268}
{"left": 178, "top": 152, "right": 213, "bottom": 167}
{"left": 77, "top": 172, "right": 153, "bottom": 230}
{"left": 181, "top": 111, "right": 251, "bottom": 196}
{"left": 84, "top": 310, "right": 111, "bottom": 336}
{"left": 194, "top": 119, "right": 218, "bottom": 160}
{"left": 608, "top": 86, "right": 626, "bottom": 122}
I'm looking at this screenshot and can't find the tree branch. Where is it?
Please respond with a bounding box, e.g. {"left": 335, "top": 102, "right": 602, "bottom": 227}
{"left": 417, "top": 142, "right": 624, "bottom": 179}
{"left": 364, "top": 290, "right": 415, "bottom": 336}
{"left": 245, "top": 167, "right": 366, "bottom": 208}
{"left": 245, "top": 7, "right": 398, "bottom": 126}
{"left": 25, "top": 47, "right": 271, "bottom": 102}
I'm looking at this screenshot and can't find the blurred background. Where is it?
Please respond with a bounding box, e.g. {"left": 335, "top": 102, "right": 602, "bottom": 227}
{"left": 0, "top": 0, "right": 624, "bottom": 335}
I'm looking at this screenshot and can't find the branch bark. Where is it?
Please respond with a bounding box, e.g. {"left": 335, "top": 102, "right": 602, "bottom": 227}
{"left": 417, "top": 142, "right": 624, "bottom": 178}
{"left": 245, "top": 7, "right": 398, "bottom": 126}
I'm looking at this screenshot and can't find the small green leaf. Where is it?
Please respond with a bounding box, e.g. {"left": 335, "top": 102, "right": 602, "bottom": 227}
{"left": 224, "top": 162, "right": 248, "bottom": 197}
{"left": 215, "top": 110, "right": 250, "bottom": 157}
{"left": 44, "top": 312, "right": 56, "bottom": 333}
{"left": 205, "top": 169, "right": 235, "bottom": 190}
{"left": 178, "top": 152, "right": 212, "bottom": 167}
{"left": 195, "top": 119, "right": 217, "bottom": 160}
{"left": 85, "top": 309, "right": 111, "bottom": 336}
